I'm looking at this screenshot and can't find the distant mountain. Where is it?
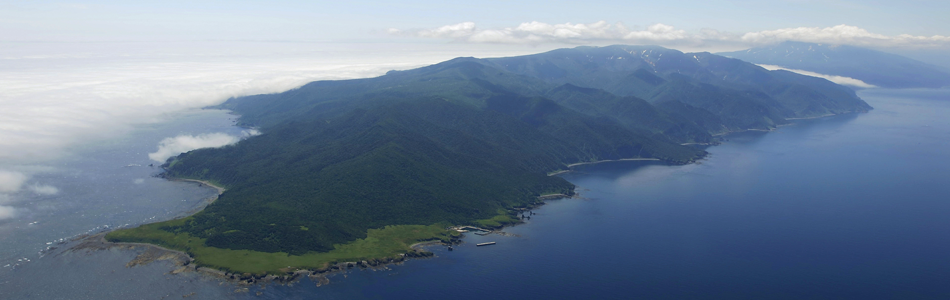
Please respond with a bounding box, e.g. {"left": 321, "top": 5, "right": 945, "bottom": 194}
{"left": 486, "top": 45, "right": 870, "bottom": 132}
{"left": 109, "top": 45, "right": 872, "bottom": 267}
{"left": 718, "top": 41, "right": 950, "bottom": 89}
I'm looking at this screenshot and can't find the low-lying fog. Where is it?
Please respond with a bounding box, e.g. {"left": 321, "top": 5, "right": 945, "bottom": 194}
{"left": 0, "top": 41, "right": 540, "bottom": 221}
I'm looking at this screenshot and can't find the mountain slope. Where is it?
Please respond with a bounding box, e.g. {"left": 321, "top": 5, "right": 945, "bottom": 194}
{"left": 164, "top": 103, "right": 579, "bottom": 253}
{"left": 218, "top": 58, "right": 553, "bottom": 128}
{"left": 163, "top": 57, "right": 707, "bottom": 254}
{"left": 544, "top": 83, "right": 716, "bottom": 142}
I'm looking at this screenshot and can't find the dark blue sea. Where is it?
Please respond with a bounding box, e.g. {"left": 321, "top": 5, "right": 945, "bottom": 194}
{"left": 3, "top": 88, "right": 949, "bottom": 299}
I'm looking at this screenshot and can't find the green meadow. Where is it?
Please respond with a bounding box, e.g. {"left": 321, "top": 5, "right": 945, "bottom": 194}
{"left": 106, "top": 217, "right": 459, "bottom": 275}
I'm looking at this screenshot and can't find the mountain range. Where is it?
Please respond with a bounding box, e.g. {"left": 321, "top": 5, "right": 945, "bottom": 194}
{"left": 719, "top": 41, "right": 950, "bottom": 89}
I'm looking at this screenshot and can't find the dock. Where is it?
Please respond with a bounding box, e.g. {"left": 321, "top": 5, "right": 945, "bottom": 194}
{"left": 476, "top": 242, "right": 496, "bottom": 247}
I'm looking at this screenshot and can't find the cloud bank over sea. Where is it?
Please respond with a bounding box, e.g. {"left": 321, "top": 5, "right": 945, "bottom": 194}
{"left": 0, "top": 43, "right": 430, "bottom": 165}
{"left": 0, "top": 41, "right": 505, "bottom": 222}
{"left": 757, "top": 65, "right": 877, "bottom": 89}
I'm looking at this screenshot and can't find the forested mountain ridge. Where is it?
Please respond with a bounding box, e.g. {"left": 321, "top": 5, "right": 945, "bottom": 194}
{"left": 109, "top": 45, "right": 871, "bottom": 266}
{"left": 486, "top": 45, "right": 871, "bottom": 132}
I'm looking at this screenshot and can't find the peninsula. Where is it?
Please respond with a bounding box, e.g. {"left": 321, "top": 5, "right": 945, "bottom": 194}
{"left": 106, "top": 45, "right": 871, "bottom": 276}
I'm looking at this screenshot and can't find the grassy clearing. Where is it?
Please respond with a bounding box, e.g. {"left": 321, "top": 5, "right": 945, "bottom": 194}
{"left": 105, "top": 218, "right": 458, "bottom": 275}
{"left": 473, "top": 209, "right": 520, "bottom": 228}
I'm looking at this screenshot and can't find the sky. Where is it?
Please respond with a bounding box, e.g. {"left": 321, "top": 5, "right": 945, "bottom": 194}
{"left": 3, "top": 0, "right": 950, "bottom": 43}
{"left": 1, "top": 0, "right": 949, "bottom": 219}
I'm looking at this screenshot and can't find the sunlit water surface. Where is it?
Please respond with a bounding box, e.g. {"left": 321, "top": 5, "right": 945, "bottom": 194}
{"left": 3, "top": 89, "right": 949, "bottom": 299}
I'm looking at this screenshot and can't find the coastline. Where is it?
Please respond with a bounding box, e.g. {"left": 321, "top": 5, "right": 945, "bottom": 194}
{"left": 786, "top": 113, "right": 836, "bottom": 120}
{"left": 91, "top": 111, "right": 860, "bottom": 284}
{"left": 711, "top": 110, "right": 867, "bottom": 137}
{"left": 549, "top": 158, "right": 661, "bottom": 176}
{"left": 409, "top": 240, "right": 445, "bottom": 250}
{"left": 94, "top": 176, "right": 571, "bottom": 285}
{"left": 94, "top": 227, "right": 444, "bottom": 286}
{"left": 554, "top": 111, "right": 866, "bottom": 178}
{"left": 101, "top": 172, "right": 496, "bottom": 285}
{"left": 566, "top": 158, "right": 660, "bottom": 168}
{"left": 82, "top": 176, "right": 226, "bottom": 266}
{"left": 99, "top": 172, "right": 455, "bottom": 284}
{"left": 551, "top": 111, "right": 865, "bottom": 176}
{"left": 167, "top": 177, "right": 226, "bottom": 196}
{"left": 72, "top": 233, "right": 194, "bottom": 273}
{"left": 712, "top": 127, "right": 776, "bottom": 136}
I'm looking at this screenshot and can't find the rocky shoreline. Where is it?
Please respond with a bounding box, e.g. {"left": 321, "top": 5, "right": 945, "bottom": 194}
{"left": 84, "top": 189, "right": 580, "bottom": 287}
{"left": 73, "top": 232, "right": 445, "bottom": 287}
{"left": 85, "top": 172, "right": 460, "bottom": 287}
{"left": 83, "top": 174, "right": 576, "bottom": 287}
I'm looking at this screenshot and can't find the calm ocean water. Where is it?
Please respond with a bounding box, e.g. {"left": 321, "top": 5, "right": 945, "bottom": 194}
{"left": 3, "top": 88, "right": 949, "bottom": 299}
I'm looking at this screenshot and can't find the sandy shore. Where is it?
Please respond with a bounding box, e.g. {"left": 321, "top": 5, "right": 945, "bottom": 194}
{"left": 786, "top": 113, "right": 835, "bottom": 120}
{"left": 566, "top": 158, "right": 660, "bottom": 168}
{"left": 548, "top": 158, "right": 661, "bottom": 176}
{"left": 169, "top": 178, "right": 226, "bottom": 195}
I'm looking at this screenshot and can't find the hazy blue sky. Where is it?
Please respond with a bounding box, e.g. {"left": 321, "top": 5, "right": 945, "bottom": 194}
{"left": 2, "top": 0, "right": 948, "bottom": 47}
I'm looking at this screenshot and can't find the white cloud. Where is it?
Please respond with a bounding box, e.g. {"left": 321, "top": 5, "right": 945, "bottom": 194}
{"left": 393, "top": 22, "right": 950, "bottom": 49}
{"left": 399, "top": 21, "right": 697, "bottom": 45}
{"left": 758, "top": 64, "right": 877, "bottom": 88}
{"left": 418, "top": 22, "right": 477, "bottom": 39}
{"left": 0, "top": 170, "right": 28, "bottom": 193}
{"left": 741, "top": 25, "right": 950, "bottom": 48}
{"left": 623, "top": 23, "right": 689, "bottom": 41}
{"left": 741, "top": 25, "right": 888, "bottom": 45}
{"left": 242, "top": 129, "right": 261, "bottom": 137}
{"left": 148, "top": 133, "right": 243, "bottom": 163}
{"left": 133, "top": 178, "right": 145, "bottom": 184}
{"left": 28, "top": 184, "right": 59, "bottom": 195}
{"left": 0, "top": 205, "right": 14, "bottom": 220}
